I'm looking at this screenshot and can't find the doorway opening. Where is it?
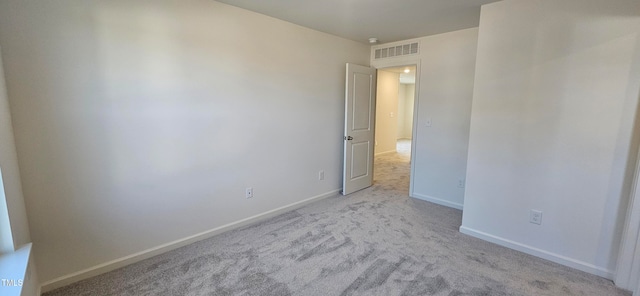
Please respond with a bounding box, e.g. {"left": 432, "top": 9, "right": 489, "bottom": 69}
{"left": 373, "top": 65, "right": 417, "bottom": 194}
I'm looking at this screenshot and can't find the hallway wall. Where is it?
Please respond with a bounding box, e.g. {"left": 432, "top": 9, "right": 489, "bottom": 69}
{"left": 397, "top": 83, "right": 415, "bottom": 140}
{"left": 375, "top": 70, "right": 400, "bottom": 155}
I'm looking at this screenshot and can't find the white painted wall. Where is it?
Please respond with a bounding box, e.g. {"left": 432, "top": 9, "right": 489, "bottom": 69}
{"left": 461, "top": 0, "right": 640, "bottom": 278}
{"left": 372, "top": 28, "right": 479, "bottom": 210}
{"left": 0, "top": 0, "right": 369, "bottom": 285}
{"left": 375, "top": 70, "right": 400, "bottom": 155}
{"left": 397, "top": 84, "right": 415, "bottom": 140}
{"left": 0, "top": 47, "right": 30, "bottom": 252}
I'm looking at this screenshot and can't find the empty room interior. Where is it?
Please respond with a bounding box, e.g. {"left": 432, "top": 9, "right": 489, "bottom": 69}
{"left": 0, "top": 0, "right": 640, "bottom": 295}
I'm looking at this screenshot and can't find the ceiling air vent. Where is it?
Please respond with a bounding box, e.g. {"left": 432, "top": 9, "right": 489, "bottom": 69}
{"left": 374, "top": 42, "right": 419, "bottom": 60}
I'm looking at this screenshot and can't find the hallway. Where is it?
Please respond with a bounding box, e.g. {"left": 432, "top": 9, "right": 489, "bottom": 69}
{"left": 374, "top": 139, "right": 411, "bottom": 194}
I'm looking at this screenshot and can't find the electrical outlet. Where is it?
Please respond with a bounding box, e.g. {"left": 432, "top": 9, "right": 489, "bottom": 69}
{"left": 458, "top": 179, "right": 465, "bottom": 188}
{"left": 530, "top": 209, "right": 542, "bottom": 225}
{"left": 245, "top": 187, "right": 253, "bottom": 199}
{"left": 319, "top": 170, "right": 325, "bottom": 181}
{"left": 425, "top": 118, "right": 432, "bottom": 127}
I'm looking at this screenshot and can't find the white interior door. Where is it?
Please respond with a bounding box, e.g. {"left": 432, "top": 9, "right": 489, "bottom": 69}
{"left": 343, "top": 63, "right": 376, "bottom": 195}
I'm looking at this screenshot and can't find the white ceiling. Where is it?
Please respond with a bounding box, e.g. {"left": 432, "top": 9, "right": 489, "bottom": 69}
{"left": 215, "top": 0, "right": 501, "bottom": 44}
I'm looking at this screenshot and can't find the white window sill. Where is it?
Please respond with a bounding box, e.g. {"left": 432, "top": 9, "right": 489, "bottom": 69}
{"left": 0, "top": 243, "right": 31, "bottom": 296}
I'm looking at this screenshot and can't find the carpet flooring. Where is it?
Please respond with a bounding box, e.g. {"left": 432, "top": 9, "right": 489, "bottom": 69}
{"left": 44, "top": 140, "right": 630, "bottom": 296}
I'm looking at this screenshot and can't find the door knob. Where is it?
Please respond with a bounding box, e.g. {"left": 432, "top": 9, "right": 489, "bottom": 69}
{"left": 344, "top": 136, "right": 353, "bottom": 141}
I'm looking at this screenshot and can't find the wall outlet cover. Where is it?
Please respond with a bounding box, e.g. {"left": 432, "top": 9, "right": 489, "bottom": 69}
{"left": 530, "top": 209, "right": 542, "bottom": 225}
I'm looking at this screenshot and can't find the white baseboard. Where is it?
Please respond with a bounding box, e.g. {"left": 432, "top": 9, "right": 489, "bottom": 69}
{"left": 40, "top": 189, "right": 341, "bottom": 293}
{"left": 412, "top": 193, "right": 463, "bottom": 210}
{"left": 459, "top": 226, "right": 614, "bottom": 280}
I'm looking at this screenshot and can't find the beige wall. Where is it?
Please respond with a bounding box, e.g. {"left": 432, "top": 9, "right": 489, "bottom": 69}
{"left": 0, "top": 0, "right": 369, "bottom": 285}
{"left": 397, "top": 84, "right": 415, "bottom": 140}
{"left": 461, "top": 0, "right": 640, "bottom": 278}
{"left": 375, "top": 70, "right": 400, "bottom": 155}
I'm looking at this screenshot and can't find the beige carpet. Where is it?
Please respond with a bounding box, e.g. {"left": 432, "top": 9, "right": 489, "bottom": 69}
{"left": 44, "top": 140, "right": 630, "bottom": 296}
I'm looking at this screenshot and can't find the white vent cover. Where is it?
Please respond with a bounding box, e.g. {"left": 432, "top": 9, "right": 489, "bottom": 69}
{"left": 374, "top": 42, "right": 419, "bottom": 59}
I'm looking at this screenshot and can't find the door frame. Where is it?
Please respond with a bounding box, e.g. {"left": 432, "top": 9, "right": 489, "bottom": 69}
{"left": 371, "top": 58, "right": 421, "bottom": 197}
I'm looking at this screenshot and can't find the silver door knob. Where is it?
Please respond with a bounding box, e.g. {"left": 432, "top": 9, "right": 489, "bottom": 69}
{"left": 345, "top": 136, "right": 353, "bottom": 141}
